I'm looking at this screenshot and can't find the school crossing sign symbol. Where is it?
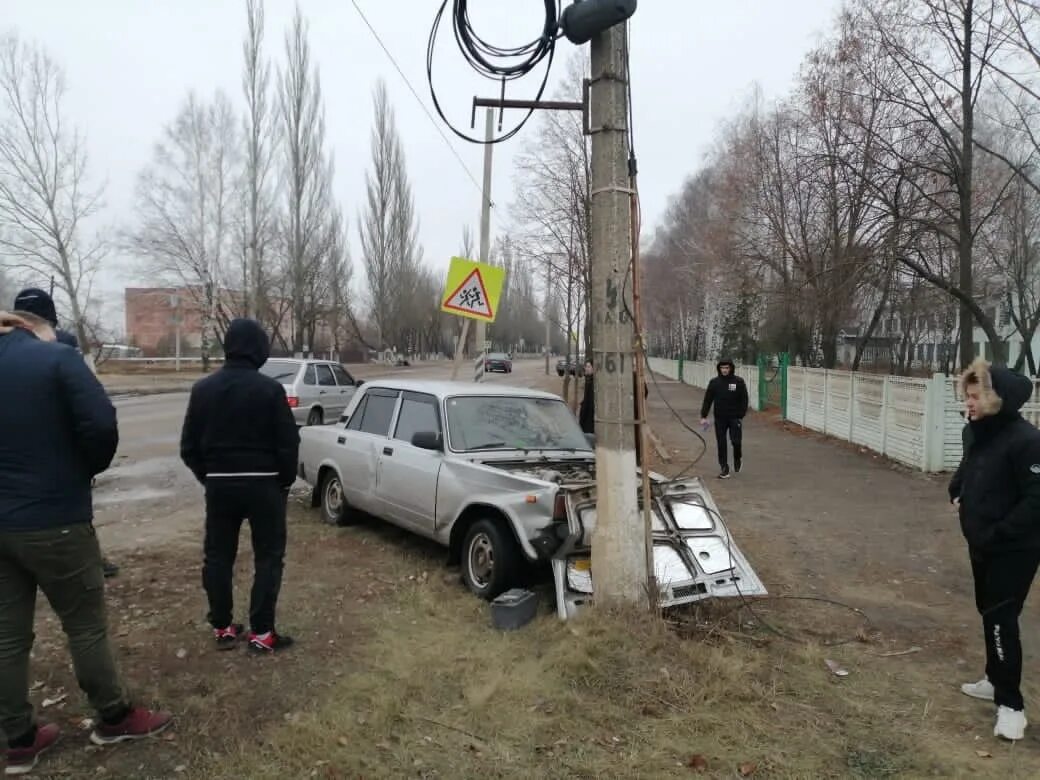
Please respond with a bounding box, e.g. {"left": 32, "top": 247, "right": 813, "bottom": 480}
{"left": 440, "top": 256, "right": 505, "bottom": 323}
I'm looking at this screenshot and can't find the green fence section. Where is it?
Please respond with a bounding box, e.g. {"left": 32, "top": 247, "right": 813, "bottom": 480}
{"left": 757, "top": 353, "right": 789, "bottom": 416}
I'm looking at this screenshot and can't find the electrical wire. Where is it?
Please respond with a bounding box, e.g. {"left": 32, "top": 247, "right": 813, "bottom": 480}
{"left": 426, "top": 0, "right": 562, "bottom": 145}
{"left": 349, "top": 0, "right": 486, "bottom": 198}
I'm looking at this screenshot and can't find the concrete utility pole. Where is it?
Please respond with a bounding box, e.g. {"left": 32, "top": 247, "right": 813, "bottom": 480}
{"left": 589, "top": 21, "right": 647, "bottom": 605}
{"left": 474, "top": 108, "right": 494, "bottom": 383}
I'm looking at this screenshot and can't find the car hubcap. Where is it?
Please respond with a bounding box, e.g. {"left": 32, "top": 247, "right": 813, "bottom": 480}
{"left": 468, "top": 533, "right": 494, "bottom": 588}
{"left": 325, "top": 478, "right": 342, "bottom": 519}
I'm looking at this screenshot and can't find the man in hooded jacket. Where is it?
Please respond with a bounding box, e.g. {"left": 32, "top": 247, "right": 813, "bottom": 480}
{"left": 950, "top": 358, "right": 1040, "bottom": 741}
{"left": 180, "top": 318, "right": 300, "bottom": 654}
{"left": 700, "top": 359, "right": 749, "bottom": 479}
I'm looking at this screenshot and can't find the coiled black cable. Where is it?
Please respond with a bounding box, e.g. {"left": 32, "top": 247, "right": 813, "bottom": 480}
{"left": 427, "top": 1, "right": 562, "bottom": 144}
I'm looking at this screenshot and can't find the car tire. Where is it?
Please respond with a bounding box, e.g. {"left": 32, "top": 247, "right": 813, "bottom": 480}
{"left": 320, "top": 470, "right": 352, "bottom": 526}
{"left": 307, "top": 408, "right": 323, "bottom": 426}
{"left": 461, "top": 519, "right": 520, "bottom": 600}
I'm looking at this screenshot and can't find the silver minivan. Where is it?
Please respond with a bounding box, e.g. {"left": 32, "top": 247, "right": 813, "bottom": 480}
{"left": 259, "top": 358, "right": 362, "bottom": 426}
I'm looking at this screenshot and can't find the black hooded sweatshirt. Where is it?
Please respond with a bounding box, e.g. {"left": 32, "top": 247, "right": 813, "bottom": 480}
{"left": 180, "top": 318, "right": 299, "bottom": 487}
{"left": 700, "top": 359, "right": 749, "bottom": 420}
{"left": 949, "top": 361, "right": 1040, "bottom": 554}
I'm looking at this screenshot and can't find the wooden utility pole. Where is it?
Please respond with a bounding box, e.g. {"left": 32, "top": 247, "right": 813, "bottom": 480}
{"left": 474, "top": 108, "right": 494, "bottom": 382}
{"left": 589, "top": 21, "right": 647, "bottom": 605}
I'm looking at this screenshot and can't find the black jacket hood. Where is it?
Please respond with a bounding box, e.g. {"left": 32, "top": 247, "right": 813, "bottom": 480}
{"left": 223, "top": 318, "right": 270, "bottom": 369}
{"left": 960, "top": 357, "right": 1032, "bottom": 419}
{"left": 716, "top": 359, "right": 736, "bottom": 375}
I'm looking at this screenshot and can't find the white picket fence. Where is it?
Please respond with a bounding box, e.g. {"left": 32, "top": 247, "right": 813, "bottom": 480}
{"left": 648, "top": 358, "right": 1040, "bottom": 473}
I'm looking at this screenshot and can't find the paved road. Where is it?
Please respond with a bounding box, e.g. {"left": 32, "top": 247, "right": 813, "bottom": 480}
{"left": 92, "top": 359, "right": 564, "bottom": 552}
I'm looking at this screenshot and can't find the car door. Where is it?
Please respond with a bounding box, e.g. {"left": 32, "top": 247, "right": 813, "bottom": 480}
{"left": 329, "top": 363, "right": 358, "bottom": 418}
{"left": 338, "top": 388, "right": 400, "bottom": 516}
{"left": 313, "top": 363, "right": 339, "bottom": 422}
{"left": 377, "top": 392, "right": 443, "bottom": 534}
{"left": 297, "top": 364, "right": 319, "bottom": 418}
{"left": 375, "top": 391, "right": 443, "bottom": 536}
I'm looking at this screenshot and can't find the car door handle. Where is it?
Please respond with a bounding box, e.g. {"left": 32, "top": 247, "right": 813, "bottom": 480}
{"left": 337, "top": 436, "right": 346, "bottom": 445}
{"left": 383, "top": 446, "right": 394, "bottom": 456}
{"left": 319, "top": 390, "right": 327, "bottom": 395}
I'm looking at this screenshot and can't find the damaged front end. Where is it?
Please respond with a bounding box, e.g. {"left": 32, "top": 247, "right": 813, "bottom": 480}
{"left": 550, "top": 475, "right": 767, "bottom": 620}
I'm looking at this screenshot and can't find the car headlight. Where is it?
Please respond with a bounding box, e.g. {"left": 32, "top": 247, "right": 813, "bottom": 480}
{"left": 565, "top": 557, "right": 593, "bottom": 594}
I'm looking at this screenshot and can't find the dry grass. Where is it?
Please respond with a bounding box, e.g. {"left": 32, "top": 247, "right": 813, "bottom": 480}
{"left": 193, "top": 544, "right": 1040, "bottom": 780}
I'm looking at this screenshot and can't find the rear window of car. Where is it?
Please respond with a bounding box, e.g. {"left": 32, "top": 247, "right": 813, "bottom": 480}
{"left": 260, "top": 361, "right": 301, "bottom": 382}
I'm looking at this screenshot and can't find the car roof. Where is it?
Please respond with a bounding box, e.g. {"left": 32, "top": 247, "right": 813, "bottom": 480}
{"left": 356, "top": 378, "right": 563, "bottom": 401}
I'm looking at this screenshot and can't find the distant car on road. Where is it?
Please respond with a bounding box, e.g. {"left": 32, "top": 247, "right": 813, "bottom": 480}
{"left": 296, "top": 379, "right": 767, "bottom": 613}
{"left": 556, "top": 356, "right": 583, "bottom": 376}
{"left": 485, "top": 352, "right": 512, "bottom": 373}
{"left": 259, "top": 358, "right": 362, "bottom": 427}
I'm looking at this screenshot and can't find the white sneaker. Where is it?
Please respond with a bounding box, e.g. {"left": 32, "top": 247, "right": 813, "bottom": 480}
{"left": 995, "top": 706, "right": 1028, "bottom": 741}
{"left": 961, "top": 678, "right": 995, "bottom": 701}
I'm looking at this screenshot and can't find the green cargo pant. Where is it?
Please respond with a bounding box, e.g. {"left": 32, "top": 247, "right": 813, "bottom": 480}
{"left": 0, "top": 523, "right": 129, "bottom": 744}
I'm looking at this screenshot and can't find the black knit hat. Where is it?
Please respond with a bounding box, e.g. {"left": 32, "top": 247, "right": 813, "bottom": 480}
{"left": 13, "top": 288, "right": 58, "bottom": 326}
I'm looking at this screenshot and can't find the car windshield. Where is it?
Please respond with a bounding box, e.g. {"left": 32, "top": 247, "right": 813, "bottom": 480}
{"left": 259, "top": 360, "right": 301, "bottom": 382}
{"left": 445, "top": 395, "right": 591, "bottom": 452}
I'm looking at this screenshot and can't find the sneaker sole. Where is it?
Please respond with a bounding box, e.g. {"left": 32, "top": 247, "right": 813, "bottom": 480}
{"left": 5, "top": 735, "right": 58, "bottom": 775}
{"left": 89, "top": 719, "right": 171, "bottom": 746}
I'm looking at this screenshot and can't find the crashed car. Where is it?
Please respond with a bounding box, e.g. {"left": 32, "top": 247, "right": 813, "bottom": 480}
{"left": 296, "top": 379, "right": 765, "bottom": 615}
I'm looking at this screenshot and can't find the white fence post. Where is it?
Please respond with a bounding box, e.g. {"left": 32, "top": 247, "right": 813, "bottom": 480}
{"left": 880, "top": 376, "right": 890, "bottom": 458}
{"left": 848, "top": 372, "right": 856, "bottom": 443}
{"left": 923, "top": 373, "right": 946, "bottom": 472}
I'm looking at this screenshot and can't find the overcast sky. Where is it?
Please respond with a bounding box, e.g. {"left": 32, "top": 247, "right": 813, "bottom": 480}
{"left": 4, "top": 0, "right": 842, "bottom": 328}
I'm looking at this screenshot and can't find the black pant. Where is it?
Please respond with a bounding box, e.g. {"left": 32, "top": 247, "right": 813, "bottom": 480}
{"left": 714, "top": 416, "right": 743, "bottom": 469}
{"left": 203, "top": 478, "right": 288, "bottom": 635}
{"left": 970, "top": 547, "right": 1040, "bottom": 710}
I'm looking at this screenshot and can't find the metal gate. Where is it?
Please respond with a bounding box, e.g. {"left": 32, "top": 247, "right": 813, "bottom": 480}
{"left": 757, "top": 353, "right": 789, "bottom": 415}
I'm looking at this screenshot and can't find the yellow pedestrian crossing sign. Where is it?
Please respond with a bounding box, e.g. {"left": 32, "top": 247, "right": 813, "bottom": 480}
{"left": 441, "top": 256, "right": 505, "bottom": 323}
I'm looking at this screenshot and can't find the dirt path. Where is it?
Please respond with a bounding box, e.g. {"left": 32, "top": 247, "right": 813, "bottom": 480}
{"left": 644, "top": 374, "right": 1040, "bottom": 699}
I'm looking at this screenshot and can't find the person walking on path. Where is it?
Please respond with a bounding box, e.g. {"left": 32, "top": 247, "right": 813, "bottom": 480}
{"left": 11, "top": 289, "right": 121, "bottom": 579}
{"left": 699, "top": 359, "right": 749, "bottom": 479}
{"left": 0, "top": 309, "right": 171, "bottom": 775}
{"left": 180, "top": 318, "right": 300, "bottom": 654}
{"left": 950, "top": 357, "right": 1040, "bottom": 742}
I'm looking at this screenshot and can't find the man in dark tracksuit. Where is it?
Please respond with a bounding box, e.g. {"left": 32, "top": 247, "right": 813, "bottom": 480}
{"left": 180, "top": 318, "right": 300, "bottom": 653}
{"left": 0, "top": 310, "right": 171, "bottom": 773}
{"left": 700, "top": 359, "right": 749, "bottom": 479}
{"left": 12, "top": 288, "right": 121, "bottom": 579}
{"left": 950, "top": 358, "right": 1040, "bottom": 742}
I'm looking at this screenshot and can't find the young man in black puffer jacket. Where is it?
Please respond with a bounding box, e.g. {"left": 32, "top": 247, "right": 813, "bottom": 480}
{"left": 950, "top": 357, "right": 1040, "bottom": 742}
{"left": 180, "top": 318, "right": 299, "bottom": 653}
{"left": 700, "top": 359, "right": 749, "bottom": 479}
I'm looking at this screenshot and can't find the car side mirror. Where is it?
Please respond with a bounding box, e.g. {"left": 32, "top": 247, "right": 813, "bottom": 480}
{"left": 354, "top": 379, "right": 365, "bottom": 387}
{"left": 411, "top": 431, "right": 443, "bottom": 451}
{"left": 584, "top": 433, "right": 596, "bottom": 448}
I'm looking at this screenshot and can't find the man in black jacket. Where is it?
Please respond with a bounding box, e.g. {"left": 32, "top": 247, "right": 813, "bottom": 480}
{"left": 12, "top": 288, "right": 121, "bottom": 579}
{"left": 577, "top": 359, "right": 649, "bottom": 464}
{"left": 950, "top": 358, "right": 1040, "bottom": 742}
{"left": 0, "top": 310, "right": 171, "bottom": 774}
{"left": 700, "top": 359, "right": 749, "bottom": 479}
{"left": 180, "top": 318, "right": 300, "bottom": 653}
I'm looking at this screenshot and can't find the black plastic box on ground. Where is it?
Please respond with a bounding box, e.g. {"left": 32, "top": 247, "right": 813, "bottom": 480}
{"left": 490, "top": 588, "right": 538, "bottom": 631}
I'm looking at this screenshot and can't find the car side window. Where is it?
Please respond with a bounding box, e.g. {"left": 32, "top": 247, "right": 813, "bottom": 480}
{"left": 356, "top": 390, "right": 399, "bottom": 437}
{"left": 316, "top": 364, "right": 336, "bottom": 387}
{"left": 394, "top": 393, "right": 440, "bottom": 444}
{"left": 330, "top": 364, "right": 354, "bottom": 386}
{"left": 303, "top": 366, "right": 317, "bottom": 386}
{"left": 345, "top": 395, "right": 368, "bottom": 430}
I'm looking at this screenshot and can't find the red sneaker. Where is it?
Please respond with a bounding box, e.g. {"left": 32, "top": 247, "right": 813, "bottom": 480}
{"left": 89, "top": 707, "right": 172, "bottom": 746}
{"left": 4, "top": 723, "right": 60, "bottom": 776}
{"left": 248, "top": 631, "right": 294, "bottom": 653}
{"left": 213, "top": 622, "right": 245, "bottom": 650}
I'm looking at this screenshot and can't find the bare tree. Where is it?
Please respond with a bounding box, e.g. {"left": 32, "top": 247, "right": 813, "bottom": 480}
{"left": 240, "top": 0, "right": 278, "bottom": 320}
{"left": 127, "top": 90, "right": 240, "bottom": 368}
{"left": 279, "top": 5, "right": 335, "bottom": 355}
{"left": 359, "top": 79, "right": 423, "bottom": 352}
{"left": 0, "top": 33, "right": 104, "bottom": 354}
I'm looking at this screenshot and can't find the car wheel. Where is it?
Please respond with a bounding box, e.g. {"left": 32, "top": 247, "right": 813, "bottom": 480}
{"left": 320, "top": 470, "right": 351, "bottom": 526}
{"left": 307, "top": 408, "right": 323, "bottom": 426}
{"left": 461, "top": 519, "right": 520, "bottom": 600}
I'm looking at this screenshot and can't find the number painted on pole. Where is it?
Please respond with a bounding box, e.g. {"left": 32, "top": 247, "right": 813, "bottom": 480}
{"left": 602, "top": 352, "right": 625, "bottom": 374}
